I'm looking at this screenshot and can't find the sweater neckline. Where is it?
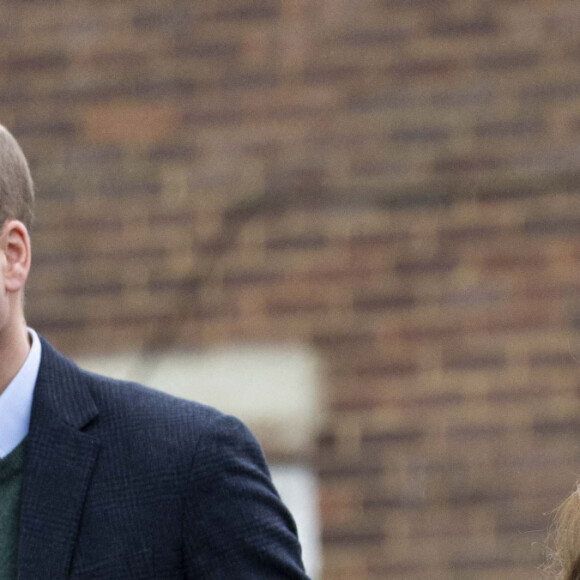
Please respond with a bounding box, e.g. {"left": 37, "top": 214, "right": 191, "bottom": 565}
{"left": 0, "top": 438, "right": 26, "bottom": 482}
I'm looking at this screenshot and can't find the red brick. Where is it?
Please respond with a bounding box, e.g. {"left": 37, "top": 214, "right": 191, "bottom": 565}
{"left": 389, "top": 58, "right": 459, "bottom": 79}
{"left": 5, "top": 51, "right": 69, "bottom": 74}
{"left": 83, "top": 103, "right": 180, "bottom": 143}
{"left": 430, "top": 16, "right": 498, "bottom": 38}
{"left": 475, "top": 50, "right": 540, "bottom": 70}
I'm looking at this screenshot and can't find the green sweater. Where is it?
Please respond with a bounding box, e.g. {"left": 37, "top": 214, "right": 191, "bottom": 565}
{"left": 0, "top": 439, "right": 26, "bottom": 580}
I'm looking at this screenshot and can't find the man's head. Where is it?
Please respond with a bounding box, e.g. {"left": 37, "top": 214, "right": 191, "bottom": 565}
{"left": 0, "top": 125, "right": 33, "bottom": 327}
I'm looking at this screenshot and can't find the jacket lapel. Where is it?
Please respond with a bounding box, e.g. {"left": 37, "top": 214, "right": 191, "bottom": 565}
{"left": 18, "top": 338, "right": 100, "bottom": 580}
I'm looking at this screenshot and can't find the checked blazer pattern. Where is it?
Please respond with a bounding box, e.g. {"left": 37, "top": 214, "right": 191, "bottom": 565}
{"left": 16, "top": 337, "right": 309, "bottom": 579}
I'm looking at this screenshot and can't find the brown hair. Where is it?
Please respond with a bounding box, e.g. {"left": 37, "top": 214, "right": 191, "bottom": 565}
{"left": 0, "top": 125, "right": 34, "bottom": 230}
{"left": 546, "top": 487, "right": 580, "bottom": 579}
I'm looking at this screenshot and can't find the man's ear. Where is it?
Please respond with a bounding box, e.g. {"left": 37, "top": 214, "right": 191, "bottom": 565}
{"left": 1, "top": 220, "right": 31, "bottom": 293}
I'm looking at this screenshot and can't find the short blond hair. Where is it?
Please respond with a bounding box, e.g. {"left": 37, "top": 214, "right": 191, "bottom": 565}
{"left": 545, "top": 487, "right": 580, "bottom": 579}
{"left": 0, "top": 125, "right": 34, "bottom": 230}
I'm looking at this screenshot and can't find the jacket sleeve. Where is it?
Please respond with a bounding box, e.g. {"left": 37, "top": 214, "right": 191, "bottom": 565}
{"left": 182, "top": 412, "right": 310, "bottom": 579}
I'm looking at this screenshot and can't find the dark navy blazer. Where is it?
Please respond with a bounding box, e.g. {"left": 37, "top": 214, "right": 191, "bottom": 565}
{"left": 17, "top": 338, "right": 309, "bottom": 579}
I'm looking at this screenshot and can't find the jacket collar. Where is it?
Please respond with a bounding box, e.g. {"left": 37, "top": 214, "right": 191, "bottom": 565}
{"left": 27, "top": 337, "right": 99, "bottom": 430}
{"left": 18, "top": 337, "right": 100, "bottom": 580}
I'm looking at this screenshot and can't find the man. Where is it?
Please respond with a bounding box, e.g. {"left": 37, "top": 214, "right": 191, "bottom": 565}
{"left": 0, "top": 125, "right": 309, "bottom": 579}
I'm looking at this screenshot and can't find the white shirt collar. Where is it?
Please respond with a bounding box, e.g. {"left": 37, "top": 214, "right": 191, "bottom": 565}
{"left": 0, "top": 328, "right": 42, "bottom": 458}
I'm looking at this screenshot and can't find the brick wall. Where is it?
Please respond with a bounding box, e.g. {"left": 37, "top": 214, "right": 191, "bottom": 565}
{"left": 3, "top": 0, "right": 580, "bottom": 577}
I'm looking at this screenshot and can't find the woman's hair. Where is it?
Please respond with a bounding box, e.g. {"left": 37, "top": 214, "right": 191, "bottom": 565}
{"left": 545, "top": 486, "right": 580, "bottom": 579}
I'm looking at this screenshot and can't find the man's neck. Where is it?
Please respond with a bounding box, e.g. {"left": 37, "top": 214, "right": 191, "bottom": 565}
{"left": 0, "top": 321, "right": 30, "bottom": 396}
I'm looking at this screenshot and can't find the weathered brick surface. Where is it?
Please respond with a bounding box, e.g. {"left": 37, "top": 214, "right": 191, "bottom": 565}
{"left": 3, "top": 0, "right": 580, "bottom": 577}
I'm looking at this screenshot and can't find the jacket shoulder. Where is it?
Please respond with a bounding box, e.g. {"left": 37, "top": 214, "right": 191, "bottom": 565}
{"left": 78, "top": 366, "right": 224, "bottom": 437}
